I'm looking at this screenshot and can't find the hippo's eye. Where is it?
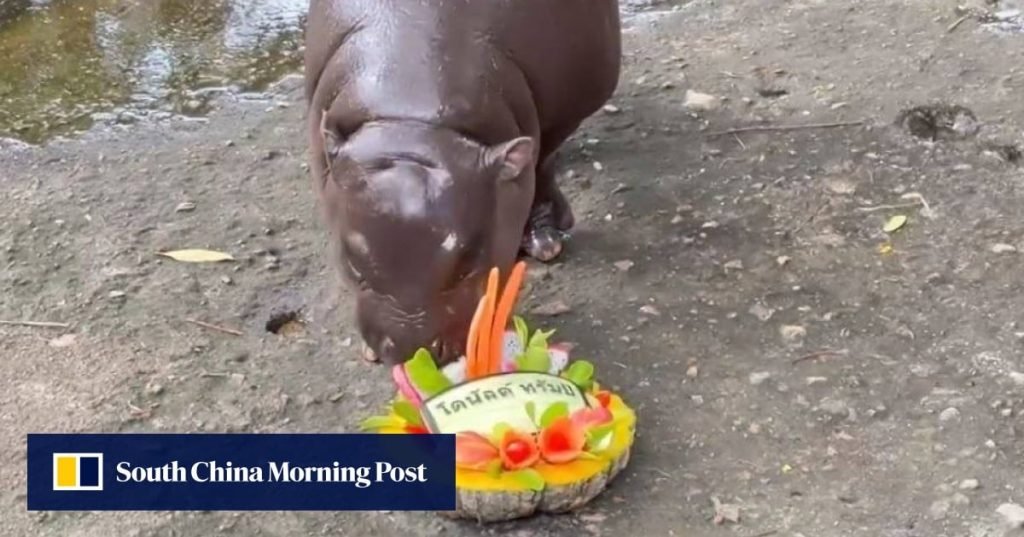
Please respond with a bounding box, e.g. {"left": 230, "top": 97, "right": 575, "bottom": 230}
{"left": 363, "top": 158, "right": 394, "bottom": 172}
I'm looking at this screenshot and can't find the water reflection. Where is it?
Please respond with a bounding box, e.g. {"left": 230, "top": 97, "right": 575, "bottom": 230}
{"left": 0, "top": 0, "right": 306, "bottom": 144}
{"left": 0, "top": 0, "right": 686, "bottom": 145}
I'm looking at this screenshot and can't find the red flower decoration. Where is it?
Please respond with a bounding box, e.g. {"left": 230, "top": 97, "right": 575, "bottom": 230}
{"left": 538, "top": 417, "right": 586, "bottom": 464}
{"left": 499, "top": 430, "right": 540, "bottom": 470}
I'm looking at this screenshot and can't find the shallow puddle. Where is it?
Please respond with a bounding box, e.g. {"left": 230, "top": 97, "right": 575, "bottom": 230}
{"left": 0, "top": 0, "right": 690, "bottom": 145}
{"left": 0, "top": 0, "right": 305, "bottom": 144}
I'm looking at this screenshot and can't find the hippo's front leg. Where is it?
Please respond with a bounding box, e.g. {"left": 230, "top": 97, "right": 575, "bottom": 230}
{"left": 520, "top": 123, "right": 580, "bottom": 263}
{"left": 521, "top": 155, "right": 574, "bottom": 262}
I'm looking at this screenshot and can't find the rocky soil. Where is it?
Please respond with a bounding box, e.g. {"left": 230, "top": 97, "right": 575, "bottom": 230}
{"left": 3, "top": 0, "right": 1024, "bottom": 536}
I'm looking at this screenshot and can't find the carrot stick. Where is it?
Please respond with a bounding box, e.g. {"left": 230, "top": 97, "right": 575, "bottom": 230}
{"left": 488, "top": 261, "right": 527, "bottom": 375}
{"left": 475, "top": 268, "right": 500, "bottom": 378}
{"left": 465, "top": 295, "right": 487, "bottom": 379}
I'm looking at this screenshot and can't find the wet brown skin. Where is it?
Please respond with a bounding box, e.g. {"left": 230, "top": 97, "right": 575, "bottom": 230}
{"left": 304, "top": 0, "right": 621, "bottom": 365}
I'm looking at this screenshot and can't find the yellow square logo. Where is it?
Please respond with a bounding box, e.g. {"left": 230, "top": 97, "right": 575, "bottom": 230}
{"left": 52, "top": 453, "right": 104, "bottom": 491}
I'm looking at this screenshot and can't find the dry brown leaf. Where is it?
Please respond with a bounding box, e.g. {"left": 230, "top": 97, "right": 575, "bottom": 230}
{"left": 158, "top": 249, "right": 234, "bottom": 263}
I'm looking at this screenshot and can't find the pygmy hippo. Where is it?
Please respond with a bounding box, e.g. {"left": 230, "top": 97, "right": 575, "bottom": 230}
{"left": 304, "top": 0, "right": 621, "bottom": 365}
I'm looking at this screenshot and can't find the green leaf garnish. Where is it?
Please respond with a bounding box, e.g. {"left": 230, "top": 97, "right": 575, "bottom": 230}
{"left": 392, "top": 401, "right": 423, "bottom": 427}
{"left": 539, "top": 402, "right": 569, "bottom": 429}
{"left": 491, "top": 422, "right": 512, "bottom": 443}
{"left": 516, "top": 345, "right": 551, "bottom": 373}
{"left": 513, "top": 315, "right": 530, "bottom": 348}
{"left": 404, "top": 348, "right": 452, "bottom": 398}
{"left": 527, "top": 328, "right": 556, "bottom": 350}
{"left": 585, "top": 423, "right": 615, "bottom": 451}
{"left": 575, "top": 451, "right": 601, "bottom": 460}
{"left": 508, "top": 468, "right": 545, "bottom": 491}
{"left": 525, "top": 401, "right": 537, "bottom": 427}
{"left": 485, "top": 459, "right": 503, "bottom": 478}
{"left": 359, "top": 415, "right": 402, "bottom": 431}
{"left": 563, "top": 360, "right": 595, "bottom": 390}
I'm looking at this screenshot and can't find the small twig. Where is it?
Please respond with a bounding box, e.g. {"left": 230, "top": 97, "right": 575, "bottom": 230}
{"left": 732, "top": 133, "right": 747, "bottom": 150}
{"left": 947, "top": 14, "right": 970, "bottom": 33}
{"left": 199, "top": 371, "right": 230, "bottom": 378}
{"left": 185, "top": 318, "right": 243, "bottom": 336}
{"left": 0, "top": 320, "right": 70, "bottom": 329}
{"left": 793, "top": 200, "right": 832, "bottom": 233}
{"left": 792, "top": 348, "right": 848, "bottom": 365}
{"left": 854, "top": 201, "right": 921, "bottom": 213}
{"left": 652, "top": 468, "right": 673, "bottom": 479}
{"left": 705, "top": 120, "right": 864, "bottom": 137}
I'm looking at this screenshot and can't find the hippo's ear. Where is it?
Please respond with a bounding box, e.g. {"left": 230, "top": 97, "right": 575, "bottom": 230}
{"left": 487, "top": 137, "right": 535, "bottom": 182}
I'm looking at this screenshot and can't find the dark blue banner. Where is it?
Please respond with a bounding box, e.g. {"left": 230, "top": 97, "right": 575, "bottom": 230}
{"left": 27, "top": 433, "right": 455, "bottom": 511}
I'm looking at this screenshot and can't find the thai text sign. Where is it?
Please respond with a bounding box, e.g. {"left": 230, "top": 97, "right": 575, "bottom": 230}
{"left": 421, "top": 372, "right": 590, "bottom": 435}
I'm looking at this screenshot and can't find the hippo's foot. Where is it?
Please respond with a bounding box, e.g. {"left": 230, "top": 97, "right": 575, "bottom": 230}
{"left": 521, "top": 185, "right": 574, "bottom": 263}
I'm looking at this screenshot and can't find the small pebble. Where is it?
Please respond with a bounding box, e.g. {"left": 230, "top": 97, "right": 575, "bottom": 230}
{"left": 749, "top": 371, "right": 772, "bottom": 386}
{"left": 686, "top": 365, "right": 699, "bottom": 378}
{"left": 639, "top": 305, "right": 661, "bottom": 316}
{"left": 723, "top": 259, "right": 744, "bottom": 271}
{"left": 145, "top": 383, "right": 164, "bottom": 396}
{"left": 614, "top": 260, "right": 635, "bottom": 272}
{"left": 748, "top": 304, "right": 774, "bottom": 322}
{"left": 939, "top": 407, "right": 961, "bottom": 422}
{"left": 997, "top": 503, "right": 1024, "bottom": 528}
{"left": 958, "top": 479, "right": 980, "bottom": 491}
{"left": 531, "top": 301, "right": 572, "bottom": 317}
{"left": 108, "top": 290, "right": 126, "bottom": 299}
{"left": 684, "top": 90, "right": 722, "bottom": 111}
{"left": 819, "top": 397, "right": 850, "bottom": 418}
{"left": 1008, "top": 371, "right": 1024, "bottom": 386}
{"left": 780, "top": 325, "right": 807, "bottom": 341}
{"left": 602, "top": 104, "right": 621, "bottom": 114}
{"left": 929, "top": 499, "right": 950, "bottom": 521}
{"left": 991, "top": 243, "right": 1017, "bottom": 254}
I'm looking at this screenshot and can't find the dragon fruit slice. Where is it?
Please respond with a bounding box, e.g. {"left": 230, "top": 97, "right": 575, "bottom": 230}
{"left": 392, "top": 363, "right": 424, "bottom": 407}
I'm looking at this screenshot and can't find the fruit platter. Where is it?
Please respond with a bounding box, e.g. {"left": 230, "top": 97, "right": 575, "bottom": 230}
{"left": 361, "top": 261, "right": 636, "bottom": 522}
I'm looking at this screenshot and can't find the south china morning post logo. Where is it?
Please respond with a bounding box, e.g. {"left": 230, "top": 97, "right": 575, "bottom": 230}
{"left": 27, "top": 433, "right": 456, "bottom": 511}
{"left": 113, "top": 459, "right": 426, "bottom": 488}
{"left": 52, "top": 453, "right": 104, "bottom": 491}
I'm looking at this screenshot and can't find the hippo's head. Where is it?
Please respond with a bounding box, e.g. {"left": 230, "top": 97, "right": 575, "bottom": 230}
{"left": 317, "top": 120, "right": 535, "bottom": 365}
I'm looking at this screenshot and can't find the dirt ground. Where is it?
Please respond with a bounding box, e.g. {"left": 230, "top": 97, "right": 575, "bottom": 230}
{"left": 3, "top": 0, "right": 1024, "bottom": 535}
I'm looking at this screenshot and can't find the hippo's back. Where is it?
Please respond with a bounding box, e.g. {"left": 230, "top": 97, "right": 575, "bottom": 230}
{"left": 306, "top": 0, "right": 621, "bottom": 137}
